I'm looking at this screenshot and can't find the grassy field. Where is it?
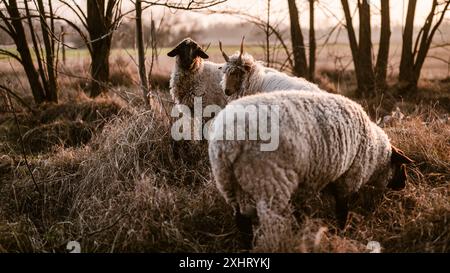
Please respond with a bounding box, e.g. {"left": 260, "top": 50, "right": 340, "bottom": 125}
{"left": 1, "top": 43, "right": 449, "bottom": 80}
{"left": 0, "top": 49, "right": 449, "bottom": 253}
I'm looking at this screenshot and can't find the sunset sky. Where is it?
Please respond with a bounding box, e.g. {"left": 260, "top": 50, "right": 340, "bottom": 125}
{"left": 133, "top": 0, "right": 450, "bottom": 28}
{"left": 60, "top": 1, "right": 450, "bottom": 29}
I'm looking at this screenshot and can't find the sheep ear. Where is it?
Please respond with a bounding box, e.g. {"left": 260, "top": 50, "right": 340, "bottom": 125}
{"left": 387, "top": 165, "right": 407, "bottom": 191}
{"left": 196, "top": 48, "right": 209, "bottom": 59}
{"left": 391, "top": 146, "right": 414, "bottom": 165}
{"left": 243, "top": 64, "right": 252, "bottom": 72}
{"left": 167, "top": 45, "right": 181, "bottom": 57}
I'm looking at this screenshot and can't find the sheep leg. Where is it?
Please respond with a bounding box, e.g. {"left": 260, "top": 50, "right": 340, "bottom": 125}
{"left": 330, "top": 183, "right": 349, "bottom": 229}
{"left": 234, "top": 209, "right": 253, "bottom": 250}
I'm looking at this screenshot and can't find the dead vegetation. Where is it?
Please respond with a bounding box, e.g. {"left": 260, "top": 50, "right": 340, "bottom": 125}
{"left": 0, "top": 69, "right": 448, "bottom": 253}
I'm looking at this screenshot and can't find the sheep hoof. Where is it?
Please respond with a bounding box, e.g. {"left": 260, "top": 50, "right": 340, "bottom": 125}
{"left": 330, "top": 184, "right": 349, "bottom": 230}
{"left": 235, "top": 212, "right": 253, "bottom": 250}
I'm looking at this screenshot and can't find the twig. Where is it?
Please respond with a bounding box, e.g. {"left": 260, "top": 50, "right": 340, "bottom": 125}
{"left": 0, "top": 84, "right": 35, "bottom": 114}
{"left": 4, "top": 89, "right": 43, "bottom": 200}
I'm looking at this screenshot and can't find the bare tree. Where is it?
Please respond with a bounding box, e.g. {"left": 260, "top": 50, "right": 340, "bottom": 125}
{"left": 287, "top": 0, "right": 308, "bottom": 77}
{"left": 399, "top": 0, "right": 450, "bottom": 91}
{"left": 60, "top": 0, "right": 226, "bottom": 98}
{"left": 135, "top": 0, "right": 149, "bottom": 106}
{"left": 309, "top": 0, "right": 316, "bottom": 82}
{"left": 287, "top": 0, "right": 318, "bottom": 81}
{"left": 58, "top": 0, "right": 123, "bottom": 98}
{"left": 0, "top": 0, "right": 58, "bottom": 104}
{"left": 375, "top": 0, "right": 390, "bottom": 89}
{"left": 36, "top": 0, "right": 57, "bottom": 102}
{"left": 87, "top": 0, "right": 122, "bottom": 97}
{"left": 207, "top": 9, "right": 294, "bottom": 72}
{"left": 265, "top": 0, "right": 272, "bottom": 66}
{"left": 357, "top": 0, "right": 375, "bottom": 96}
{"left": 341, "top": 0, "right": 390, "bottom": 97}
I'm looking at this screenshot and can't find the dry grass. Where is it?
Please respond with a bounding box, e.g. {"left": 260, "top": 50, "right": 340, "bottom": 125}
{"left": 0, "top": 71, "right": 448, "bottom": 253}
{"left": 22, "top": 120, "right": 93, "bottom": 153}
{"left": 0, "top": 94, "right": 127, "bottom": 154}
{"left": 109, "top": 57, "right": 137, "bottom": 87}
{"left": 0, "top": 107, "right": 239, "bottom": 252}
{"left": 251, "top": 110, "right": 449, "bottom": 253}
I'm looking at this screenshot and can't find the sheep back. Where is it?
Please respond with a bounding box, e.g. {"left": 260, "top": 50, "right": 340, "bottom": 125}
{"left": 209, "top": 90, "right": 392, "bottom": 214}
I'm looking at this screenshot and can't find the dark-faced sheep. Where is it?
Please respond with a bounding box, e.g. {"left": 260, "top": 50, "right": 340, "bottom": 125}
{"left": 168, "top": 38, "right": 227, "bottom": 110}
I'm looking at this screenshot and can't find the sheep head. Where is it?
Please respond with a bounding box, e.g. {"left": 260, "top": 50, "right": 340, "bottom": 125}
{"left": 386, "top": 146, "right": 414, "bottom": 191}
{"left": 167, "top": 38, "right": 209, "bottom": 71}
{"left": 365, "top": 143, "right": 414, "bottom": 195}
{"left": 220, "top": 37, "right": 253, "bottom": 97}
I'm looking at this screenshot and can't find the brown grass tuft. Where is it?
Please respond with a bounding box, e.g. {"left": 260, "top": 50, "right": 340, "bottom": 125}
{"left": 0, "top": 83, "right": 448, "bottom": 253}
{"left": 39, "top": 95, "right": 128, "bottom": 125}
{"left": 253, "top": 204, "right": 365, "bottom": 253}
{"left": 22, "top": 121, "right": 93, "bottom": 153}
{"left": 109, "top": 57, "right": 136, "bottom": 87}
{"left": 0, "top": 108, "right": 238, "bottom": 252}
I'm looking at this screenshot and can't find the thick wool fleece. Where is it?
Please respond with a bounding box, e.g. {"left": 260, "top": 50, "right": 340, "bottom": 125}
{"left": 222, "top": 53, "right": 324, "bottom": 102}
{"left": 170, "top": 58, "right": 227, "bottom": 109}
{"left": 208, "top": 91, "right": 392, "bottom": 215}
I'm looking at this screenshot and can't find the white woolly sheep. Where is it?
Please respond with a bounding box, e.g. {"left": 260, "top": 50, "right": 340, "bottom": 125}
{"left": 218, "top": 39, "right": 324, "bottom": 101}
{"left": 208, "top": 90, "right": 413, "bottom": 248}
{"left": 168, "top": 38, "right": 227, "bottom": 110}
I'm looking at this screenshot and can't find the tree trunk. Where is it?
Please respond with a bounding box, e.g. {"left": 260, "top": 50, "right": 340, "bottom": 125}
{"left": 87, "top": 0, "right": 112, "bottom": 98}
{"left": 341, "top": 0, "right": 359, "bottom": 70}
{"left": 398, "top": 0, "right": 417, "bottom": 87}
{"left": 398, "top": 0, "right": 449, "bottom": 91}
{"left": 288, "top": 0, "right": 308, "bottom": 77}
{"left": 24, "top": 0, "right": 50, "bottom": 97}
{"left": 341, "top": 0, "right": 363, "bottom": 93}
{"left": 357, "top": 0, "right": 375, "bottom": 96}
{"left": 90, "top": 42, "right": 111, "bottom": 98}
{"left": 375, "top": 0, "right": 391, "bottom": 91}
{"left": 36, "top": 0, "right": 58, "bottom": 102}
{"left": 412, "top": 0, "right": 448, "bottom": 85}
{"left": 6, "top": 0, "right": 46, "bottom": 104}
{"left": 61, "top": 26, "right": 66, "bottom": 65}
{"left": 309, "top": 0, "right": 316, "bottom": 82}
{"left": 135, "top": 0, "right": 150, "bottom": 106}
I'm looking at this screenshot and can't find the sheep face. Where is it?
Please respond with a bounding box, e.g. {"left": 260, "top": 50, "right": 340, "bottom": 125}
{"left": 167, "top": 38, "right": 209, "bottom": 71}
{"left": 369, "top": 146, "right": 414, "bottom": 191}
{"left": 386, "top": 146, "right": 414, "bottom": 190}
{"left": 219, "top": 38, "right": 252, "bottom": 98}
{"left": 221, "top": 62, "right": 250, "bottom": 96}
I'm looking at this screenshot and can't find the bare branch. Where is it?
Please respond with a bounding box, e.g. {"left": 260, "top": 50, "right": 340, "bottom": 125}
{"left": 427, "top": 55, "right": 450, "bottom": 64}
{"left": 0, "top": 48, "right": 22, "bottom": 64}
{"left": 203, "top": 9, "right": 294, "bottom": 70}
{"left": 141, "top": 0, "right": 226, "bottom": 11}
{"left": 58, "top": 0, "right": 89, "bottom": 30}
{"left": 426, "top": 0, "right": 450, "bottom": 50}
{"left": 0, "top": 84, "right": 35, "bottom": 114}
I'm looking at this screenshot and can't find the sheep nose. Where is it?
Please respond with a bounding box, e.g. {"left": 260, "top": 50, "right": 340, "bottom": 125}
{"left": 225, "top": 89, "right": 232, "bottom": 96}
